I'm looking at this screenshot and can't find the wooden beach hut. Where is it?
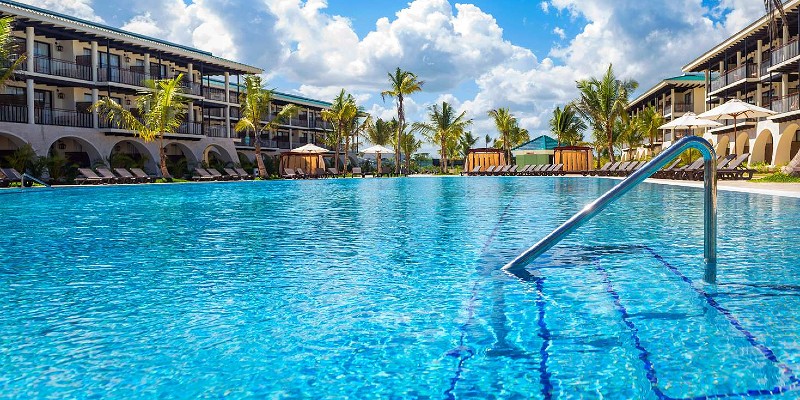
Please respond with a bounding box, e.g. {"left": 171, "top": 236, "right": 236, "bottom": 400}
{"left": 554, "top": 146, "right": 593, "bottom": 173}
{"left": 280, "top": 152, "right": 326, "bottom": 176}
{"left": 464, "top": 148, "right": 506, "bottom": 173}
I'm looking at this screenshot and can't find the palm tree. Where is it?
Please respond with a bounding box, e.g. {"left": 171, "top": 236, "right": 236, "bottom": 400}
{"left": 638, "top": 105, "right": 665, "bottom": 156}
{"left": 488, "top": 108, "right": 529, "bottom": 161}
{"left": 616, "top": 116, "right": 643, "bottom": 160}
{"left": 0, "top": 16, "right": 24, "bottom": 87}
{"left": 574, "top": 64, "right": 638, "bottom": 163}
{"left": 397, "top": 130, "right": 422, "bottom": 173}
{"left": 484, "top": 134, "right": 492, "bottom": 148}
{"left": 412, "top": 101, "right": 472, "bottom": 174}
{"left": 234, "top": 75, "right": 299, "bottom": 178}
{"left": 550, "top": 104, "right": 586, "bottom": 146}
{"left": 382, "top": 67, "right": 423, "bottom": 174}
{"left": 93, "top": 74, "right": 189, "bottom": 178}
{"left": 322, "top": 89, "right": 360, "bottom": 172}
{"left": 459, "top": 131, "right": 478, "bottom": 160}
{"left": 363, "top": 117, "right": 396, "bottom": 174}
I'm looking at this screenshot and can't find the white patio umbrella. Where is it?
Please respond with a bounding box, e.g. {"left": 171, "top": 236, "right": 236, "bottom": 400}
{"left": 659, "top": 112, "right": 722, "bottom": 139}
{"left": 362, "top": 145, "right": 394, "bottom": 174}
{"left": 292, "top": 143, "right": 329, "bottom": 153}
{"left": 697, "top": 99, "right": 776, "bottom": 137}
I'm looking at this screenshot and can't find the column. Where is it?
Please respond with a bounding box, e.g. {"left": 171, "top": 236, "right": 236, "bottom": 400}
{"left": 288, "top": 128, "right": 292, "bottom": 149}
{"left": 91, "top": 41, "right": 98, "bottom": 82}
{"left": 25, "top": 27, "right": 33, "bottom": 72}
{"left": 91, "top": 88, "right": 99, "bottom": 128}
{"left": 188, "top": 101, "right": 194, "bottom": 124}
{"left": 26, "top": 78, "right": 34, "bottom": 124}
{"left": 736, "top": 50, "right": 742, "bottom": 68}
{"left": 224, "top": 72, "right": 230, "bottom": 138}
{"left": 670, "top": 88, "right": 675, "bottom": 115}
{"left": 187, "top": 63, "right": 194, "bottom": 82}
{"left": 756, "top": 40, "right": 763, "bottom": 106}
{"left": 144, "top": 54, "right": 150, "bottom": 80}
{"left": 781, "top": 74, "right": 789, "bottom": 112}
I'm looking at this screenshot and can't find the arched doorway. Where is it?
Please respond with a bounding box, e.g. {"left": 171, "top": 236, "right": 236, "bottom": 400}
{"left": 203, "top": 144, "right": 233, "bottom": 168}
{"left": 109, "top": 140, "right": 158, "bottom": 173}
{"left": 774, "top": 124, "right": 800, "bottom": 166}
{"left": 0, "top": 131, "right": 28, "bottom": 168}
{"left": 163, "top": 142, "right": 197, "bottom": 178}
{"left": 735, "top": 132, "right": 750, "bottom": 156}
{"left": 751, "top": 129, "right": 774, "bottom": 164}
{"left": 48, "top": 136, "right": 102, "bottom": 168}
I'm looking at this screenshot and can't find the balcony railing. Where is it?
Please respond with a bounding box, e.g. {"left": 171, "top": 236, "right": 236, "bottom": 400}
{"left": 181, "top": 81, "right": 201, "bottom": 96}
{"left": 98, "top": 66, "right": 146, "bottom": 87}
{"left": 204, "top": 124, "right": 227, "bottom": 138}
{"left": 709, "top": 63, "right": 757, "bottom": 92}
{"left": 290, "top": 118, "right": 309, "bottom": 127}
{"left": 176, "top": 122, "right": 202, "bottom": 135}
{"left": 673, "top": 103, "right": 693, "bottom": 113}
{"left": 771, "top": 38, "right": 799, "bottom": 66}
{"left": 35, "top": 107, "right": 92, "bottom": 128}
{"left": 33, "top": 56, "right": 91, "bottom": 80}
{"left": 314, "top": 120, "right": 332, "bottom": 130}
{"left": 771, "top": 92, "right": 800, "bottom": 114}
{"left": 0, "top": 104, "right": 27, "bottom": 123}
{"left": 202, "top": 87, "right": 227, "bottom": 102}
{"left": 204, "top": 108, "right": 224, "bottom": 118}
{"left": 761, "top": 59, "right": 771, "bottom": 77}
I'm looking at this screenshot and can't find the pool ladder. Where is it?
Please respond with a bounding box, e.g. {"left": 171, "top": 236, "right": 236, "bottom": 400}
{"left": 503, "top": 136, "right": 718, "bottom": 283}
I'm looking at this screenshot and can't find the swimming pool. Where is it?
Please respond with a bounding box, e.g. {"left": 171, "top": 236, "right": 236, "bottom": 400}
{"left": 1, "top": 177, "right": 799, "bottom": 398}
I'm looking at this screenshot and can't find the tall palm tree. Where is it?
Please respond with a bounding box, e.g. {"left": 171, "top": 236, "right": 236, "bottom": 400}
{"left": 484, "top": 134, "right": 492, "bottom": 148}
{"left": 363, "top": 117, "right": 396, "bottom": 174}
{"left": 322, "top": 89, "right": 359, "bottom": 171}
{"left": 459, "top": 131, "right": 478, "bottom": 160}
{"left": 616, "top": 116, "right": 643, "bottom": 160}
{"left": 488, "top": 108, "right": 516, "bottom": 161}
{"left": 638, "top": 105, "right": 665, "bottom": 156}
{"left": 0, "top": 16, "right": 24, "bottom": 87}
{"left": 550, "top": 104, "right": 586, "bottom": 146}
{"left": 93, "top": 74, "right": 189, "bottom": 178}
{"left": 412, "top": 101, "right": 472, "bottom": 174}
{"left": 382, "top": 67, "right": 423, "bottom": 174}
{"left": 234, "top": 75, "right": 299, "bottom": 178}
{"left": 397, "top": 130, "right": 422, "bottom": 173}
{"left": 574, "top": 64, "right": 638, "bottom": 163}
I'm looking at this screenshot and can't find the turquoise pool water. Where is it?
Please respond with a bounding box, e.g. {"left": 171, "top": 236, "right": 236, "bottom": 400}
{"left": 1, "top": 177, "right": 799, "bottom": 398}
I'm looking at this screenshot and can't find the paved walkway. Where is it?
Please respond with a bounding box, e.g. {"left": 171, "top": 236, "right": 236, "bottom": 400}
{"left": 642, "top": 178, "right": 800, "bottom": 198}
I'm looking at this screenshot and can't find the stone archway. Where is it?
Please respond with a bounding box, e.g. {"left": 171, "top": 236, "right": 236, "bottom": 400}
{"left": 48, "top": 136, "right": 103, "bottom": 168}
{"left": 774, "top": 123, "right": 800, "bottom": 166}
{"left": 109, "top": 139, "right": 158, "bottom": 173}
{"left": 163, "top": 142, "right": 197, "bottom": 178}
{"left": 203, "top": 144, "right": 233, "bottom": 167}
{"left": 735, "top": 132, "right": 750, "bottom": 156}
{"left": 751, "top": 129, "right": 774, "bottom": 164}
{"left": 715, "top": 135, "right": 730, "bottom": 156}
{"left": 0, "top": 131, "right": 29, "bottom": 167}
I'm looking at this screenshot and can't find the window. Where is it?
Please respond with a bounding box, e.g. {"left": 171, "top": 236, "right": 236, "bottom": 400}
{"left": 33, "top": 41, "right": 50, "bottom": 58}
{"left": 34, "top": 90, "right": 52, "bottom": 109}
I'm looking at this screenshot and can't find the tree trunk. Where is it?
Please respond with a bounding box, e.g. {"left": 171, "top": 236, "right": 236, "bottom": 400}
{"left": 376, "top": 154, "right": 382, "bottom": 176}
{"left": 159, "top": 134, "right": 170, "bottom": 179}
{"left": 606, "top": 125, "right": 616, "bottom": 163}
{"left": 405, "top": 151, "right": 411, "bottom": 173}
{"left": 343, "top": 132, "right": 350, "bottom": 173}
{"left": 782, "top": 150, "right": 800, "bottom": 175}
{"left": 396, "top": 94, "right": 403, "bottom": 175}
{"left": 441, "top": 140, "right": 446, "bottom": 174}
{"left": 334, "top": 123, "right": 342, "bottom": 171}
{"left": 254, "top": 132, "right": 266, "bottom": 179}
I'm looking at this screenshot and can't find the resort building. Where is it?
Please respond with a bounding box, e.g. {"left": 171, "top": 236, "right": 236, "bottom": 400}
{"left": 0, "top": 0, "right": 331, "bottom": 176}
{"left": 681, "top": 0, "right": 800, "bottom": 166}
{"left": 626, "top": 74, "right": 706, "bottom": 159}
{"left": 511, "top": 135, "right": 558, "bottom": 165}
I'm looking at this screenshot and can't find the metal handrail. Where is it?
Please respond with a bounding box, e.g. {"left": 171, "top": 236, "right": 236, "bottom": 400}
{"left": 503, "top": 136, "right": 718, "bottom": 283}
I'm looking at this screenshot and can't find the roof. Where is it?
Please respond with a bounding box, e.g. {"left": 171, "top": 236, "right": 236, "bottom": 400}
{"left": 683, "top": 0, "right": 800, "bottom": 72}
{"left": 513, "top": 135, "right": 559, "bottom": 151}
{"left": 628, "top": 74, "right": 705, "bottom": 110}
{"left": 0, "top": 0, "right": 261, "bottom": 75}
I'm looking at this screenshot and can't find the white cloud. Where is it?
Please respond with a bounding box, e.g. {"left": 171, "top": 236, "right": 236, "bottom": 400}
{"left": 553, "top": 26, "right": 566, "bottom": 39}
{"left": 16, "top": 0, "right": 102, "bottom": 22}
{"left": 540, "top": 1, "right": 550, "bottom": 13}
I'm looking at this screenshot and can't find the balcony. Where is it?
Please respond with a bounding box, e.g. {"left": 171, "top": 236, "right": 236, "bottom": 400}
{"left": 98, "top": 66, "right": 146, "bottom": 87}
{"left": 202, "top": 87, "right": 227, "bottom": 102}
{"left": 33, "top": 56, "right": 91, "bottom": 81}
{"left": 290, "top": 117, "right": 309, "bottom": 127}
{"left": 35, "top": 107, "right": 92, "bottom": 128}
{"left": 313, "top": 120, "right": 332, "bottom": 130}
{"left": 181, "top": 81, "right": 202, "bottom": 97}
{"left": 176, "top": 122, "right": 202, "bottom": 135}
{"left": 771, "top": 92, "right": 800, "bottom": 114}
{"left": 771, "top": 38, "right": 799, "bottom": 68}
{"left": 709, "top": 63, "right": 758, "bottom": 94}
{"left": 0, "top": 104, "right": 28, "bottom": 123}
{"left": 673, "top": 103, "right": 693, "bottom": 113}
{"left": 204, "top": 123, "right": 227, "bottom": 138}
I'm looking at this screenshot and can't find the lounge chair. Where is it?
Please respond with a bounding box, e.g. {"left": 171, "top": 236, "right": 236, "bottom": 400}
{"left": 192, "top": 167, "right": 215, "bottom": 181}
{"left": 0, "top": 167, "right": 23, "bottom": 184}
{"left": 113, "top": 168, "right": 138, "bottom": 183}
{"left": 583, "top": 162, "right": 611, "bottom": 176}
{"left": 688, "top": 154, "right": 736, "bottom": 180}
{"left": 617, "top": 161, "right": 638, "bottom": 177}
{"left": 222, "top": 168, "right": 241, "bottom": 180}
{"left": 652, "top": 160, "right": 681, "bottom": 179}
{"left": 718, "top": 153, "right": 755, "bottom": 180}
{"left": 295, "top": 168, "right": 308, "bottom": 179}
{"left": 352, "top": 167, "right": 366, "bottom": 177}
{"left": 76, "top": 168, "right": 105, "bottom": 185}
{"left": 515, "top": 165, "right": 531, "bottom": 176}
{"left": 328, "top": 167, "right": 343, "bottom": 178}
{"left": 130, "top": 168, "right": 155, "bottom": 183}
{"left": 494, "top": 165, "right": 512, "bottom": 176}
{"left": 205, "top": 168, "right": 229, "bottom": 181}
{"left": 282, "top": 168, "right": 297, "bottom": 179}
{"left": 462, "top": 165, "right": 481, "bottom": 176}
{"left": 315, "top": 167, "right": 327, "bottom": 178}
{"left": 480, "top": 165, "right": 496, "bottom": 176}
{"left": 234, "top": 167, "right": 254, "bottom": 180}
{"left": 505, "top": 165, "right": 519, "bottom": 175}
{"left": 674, "top": 158, "right": 706, "bottom": 180}
{"left": 550, "top": 164, "right": 565, "bottom": 176}
{"left": 596, "top": 162, "right": 620, "bottom": 176}
{"left": 95, "top": 167, "right": 120, "bottom": 183}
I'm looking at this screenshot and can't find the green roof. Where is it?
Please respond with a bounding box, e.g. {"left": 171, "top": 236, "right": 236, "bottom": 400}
{"left": 513, "top": 135, "right": 559, "bottom": 151}
{"left": 665, "top": 74, "right": 705, "bottom": 82}
{"left": 1, "top": 0, "right": 211, "bottom": 56}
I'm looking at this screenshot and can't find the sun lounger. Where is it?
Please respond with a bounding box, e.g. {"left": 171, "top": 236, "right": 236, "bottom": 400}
{"left": 282, "top": 168, "right": 297, "bottom": 179}
{"left": 234, "top": 167, "right": 254, "bottom": 180}
{"left": 192, "top": 167, "right": 215, "bottom": 181}
{"left": 674, "top": 158, "right": 705, "bottom": 180}
{"left": 617, "top": 161, "right": 638, "bottom": 177}
{"left": 313, "top": 167, "right": 327, "bottom": 178}
{"left": 130, "top": 168, "right": 155, "bottom": 183}
{"left": 718, "top": 153, "right": 754, "bottom": 180}
{"left": 224, "top": 168, "right": 242, "bottom": 180}
{"left": 462, "top": 165, "right": 481, "bottom": 176}
{"left": 95, "top": 167, "right": 121, "bottom": 183}
{"left": 113, "top": 168, "right": 138, "bottom": 183}
{"left": 352, "top": 167, "right": 365, "bottom": 178}
{"left": 76, "top": 168, "right": 105, "bottom": 185}
{"left": 0, "top": 167, "right": 23, "bottom": 183}
{"left": 596, "top": 162, "right": 620, "bottom": 176}
{"left": 652, "top": 159, "right": 681, "bottom": 179}
{"left": 550, "top": 164, "right": 565, "bottom": 176}
{"left": 295, "top": 168, "right": 309, "bottom": 179}
{"left": 583, "top": 162, "right": 611, "bottom": 176}
{"left": 687, "top": 154, "right": 736, "bottom": 180}
{"left": 515, "top": 165, "right": 530, "bottom": 176}
{"left": 205, "top": 168, "right": 229, "bottom": 181}
{"left": 494, "top": 165, "right": 512, "bottom": 176}
{"left": 480, "top": 165, "right": 496, "bottom": 176}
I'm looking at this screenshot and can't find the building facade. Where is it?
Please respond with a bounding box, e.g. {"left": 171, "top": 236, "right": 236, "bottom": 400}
{"left": 0, "top": 0, "right": 331, "bottom": 176}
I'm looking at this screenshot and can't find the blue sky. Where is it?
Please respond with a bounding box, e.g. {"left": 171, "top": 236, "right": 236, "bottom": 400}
{"left": 22, "top": 0, "right": 767, "bottom": 148}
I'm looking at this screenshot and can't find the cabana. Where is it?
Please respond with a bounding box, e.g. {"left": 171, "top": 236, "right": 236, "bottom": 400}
{"left": 512, "top": 135, "right": 558, "bottom": 166}
{"left": 554, "top": 146, "right": 594, "bottom": 173}
{"left": 464, "top": 148, "right": 506, "bottom": 173}
{"left": 280, "top": 152, "right": 326, "bottom": 176}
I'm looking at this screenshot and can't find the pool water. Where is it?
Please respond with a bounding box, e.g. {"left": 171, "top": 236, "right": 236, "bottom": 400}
{"left": 1, "top": 177, "right": 799, "bottom": 398}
